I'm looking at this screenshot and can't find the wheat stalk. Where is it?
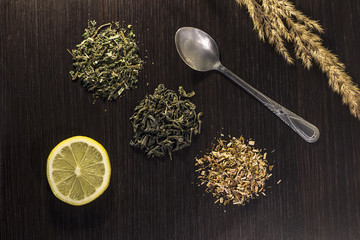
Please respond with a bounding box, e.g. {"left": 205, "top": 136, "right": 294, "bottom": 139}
{"left": 236, "top": 0, "right": 360, "bottom": 119}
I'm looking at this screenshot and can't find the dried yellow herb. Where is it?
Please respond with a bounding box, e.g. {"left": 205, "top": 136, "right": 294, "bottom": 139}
{"left": 196, "top": 136, "right": 272, "bottom": 205}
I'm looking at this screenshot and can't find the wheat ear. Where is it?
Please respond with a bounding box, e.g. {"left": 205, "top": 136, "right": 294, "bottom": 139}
{"left": 236, "top": 0, "right": 360, "bottom": 119}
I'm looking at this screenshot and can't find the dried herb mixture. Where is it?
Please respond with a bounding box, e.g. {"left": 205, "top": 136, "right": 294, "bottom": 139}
{"left": 196, "top": 136, "right": 272, "bottom": 205}
{"left": 130, "top": 84, "right": 202, "bottom": 159}
{"left": 69, "top": 20, "right": 143, "bottom": 100}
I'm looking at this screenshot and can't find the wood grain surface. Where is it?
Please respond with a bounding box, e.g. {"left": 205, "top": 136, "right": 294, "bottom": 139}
{"left": 1, "top": 0, "right": 360, "bottom": 239}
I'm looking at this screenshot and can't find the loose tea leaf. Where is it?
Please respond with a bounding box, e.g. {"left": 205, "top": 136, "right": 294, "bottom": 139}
{"left": 130, "top": 84, "right": 202, "bottom": 159}
{"left": 196, "top": 136, "right": 272, "bottom": 205}
{"left": 69, "top": 20, "right": 143, "bottom": 100}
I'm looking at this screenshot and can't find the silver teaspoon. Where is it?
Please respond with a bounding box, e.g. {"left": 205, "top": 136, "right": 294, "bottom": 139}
{"left": 175, "top": 27, "right": 319, "bottom": 143}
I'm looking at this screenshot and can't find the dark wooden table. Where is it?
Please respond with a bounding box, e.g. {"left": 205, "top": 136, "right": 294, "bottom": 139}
{"left": 1, "top": 0, "right": 360, "bottom": 239}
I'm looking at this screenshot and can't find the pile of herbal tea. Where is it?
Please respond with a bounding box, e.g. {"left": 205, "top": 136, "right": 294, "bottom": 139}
{"left": 69, "top": 20, "right": 143, "bottom": 100}
{"left": 130, "top": 84, "right": 202, "bottom": 159}
{"left": 196, "top": 137, "right": 272, "bottom": 205}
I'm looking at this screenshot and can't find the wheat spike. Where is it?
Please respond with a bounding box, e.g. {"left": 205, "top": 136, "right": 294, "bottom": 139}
{"left": 236, "top": 0, "right": 360, "bottom": 119}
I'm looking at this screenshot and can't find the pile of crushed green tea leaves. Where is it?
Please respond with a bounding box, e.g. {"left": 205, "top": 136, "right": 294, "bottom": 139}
{"left": 69, "top": 20, "right": 143, "bottom": 100}
{"left": 130, "top": 84, "right": 202, "bottom": 159}
{"left": 196, "top": 136, "right": 272, "bottom": 205}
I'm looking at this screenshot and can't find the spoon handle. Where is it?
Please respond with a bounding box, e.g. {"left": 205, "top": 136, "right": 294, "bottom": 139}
{"left": 217, "top": 64, "right": 320, "bottom": 143}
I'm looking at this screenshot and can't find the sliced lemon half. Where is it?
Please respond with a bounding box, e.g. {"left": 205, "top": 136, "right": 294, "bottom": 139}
{"left": 46, "top": 136, "right": 111, "bottom": 206}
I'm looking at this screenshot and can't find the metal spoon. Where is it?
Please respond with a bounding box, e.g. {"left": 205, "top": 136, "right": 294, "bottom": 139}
{"left": 175, "top": 27, "right": 319, "bottom": 143}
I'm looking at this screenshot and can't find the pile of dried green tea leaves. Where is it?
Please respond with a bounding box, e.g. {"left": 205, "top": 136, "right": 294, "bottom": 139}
{"left": 130, "top": 84, "right": 202, "bottom": 159}
{"left": 69, "top": 20, "right": 143, "bottom": 100}
{"left": 196, "top": 137, "right": 272, "bottom": 205}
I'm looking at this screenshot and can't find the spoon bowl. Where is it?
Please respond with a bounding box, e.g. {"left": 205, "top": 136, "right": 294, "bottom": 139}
{"left": 175, "top": 27, "right": 220, "bottom": 72}
{"left": 174, "top": 27, "right": 320, "bottom": 143}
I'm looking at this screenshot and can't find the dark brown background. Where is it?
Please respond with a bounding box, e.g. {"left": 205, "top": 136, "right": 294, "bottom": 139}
{"left": 1, "top": 0, "right": 360, "bottom": 239}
